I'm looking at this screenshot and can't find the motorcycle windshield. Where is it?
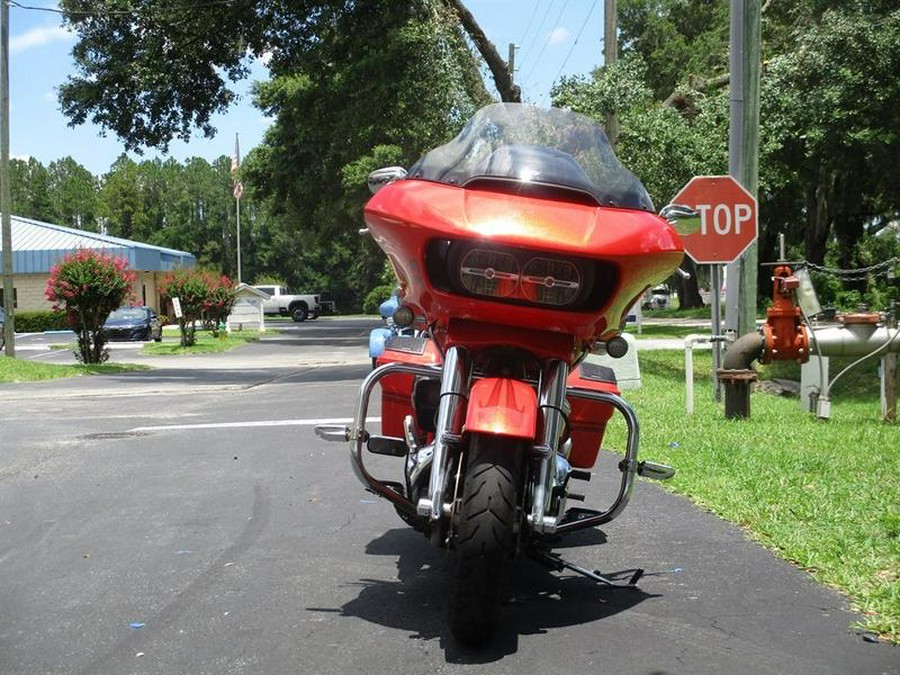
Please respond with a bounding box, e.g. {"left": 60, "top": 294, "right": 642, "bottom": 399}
{"left": 408, "top": 103, "right": 654, "bottom": 212}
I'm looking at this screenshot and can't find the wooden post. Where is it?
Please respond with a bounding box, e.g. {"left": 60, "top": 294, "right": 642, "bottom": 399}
{"left": 725, "top": 0, "right": 761, "bottom": 339}
{"left": 1, "top": 0, "right": 14, "bottom": 357}
{"left": 603, "top": 0, "right": 620, "bottom": 148}
{"left": 883, "top": 353, "right": 897, "bottom": 423}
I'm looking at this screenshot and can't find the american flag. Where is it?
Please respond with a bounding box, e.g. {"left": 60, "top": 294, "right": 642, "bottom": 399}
{"left": 232, "top": 134, "right": 243, "bottom": 200}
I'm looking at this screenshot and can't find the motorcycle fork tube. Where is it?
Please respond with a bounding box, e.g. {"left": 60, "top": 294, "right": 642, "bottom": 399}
{"left": 416, "top": 346, "right": 470, "bottom": 522}
{"left": 530, "top": 359, "right": 569, "bottom": 534}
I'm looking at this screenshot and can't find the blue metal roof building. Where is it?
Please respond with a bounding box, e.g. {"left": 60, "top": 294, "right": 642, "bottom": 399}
{"left": 1, "top": 215, "right": 196, "bottom": 312}
{"left": 2, "top": 215, "right": 196, "bottom": 273}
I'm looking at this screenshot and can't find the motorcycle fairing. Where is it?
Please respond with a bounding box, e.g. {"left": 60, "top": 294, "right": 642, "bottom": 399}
{"left": 465, "top": 377, "right": 538, "bottom": 439}
{"left": 365, "top": 180, "right": 683, "bottom": 343}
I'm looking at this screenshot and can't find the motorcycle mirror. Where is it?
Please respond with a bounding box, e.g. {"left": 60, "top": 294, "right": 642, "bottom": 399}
{"left": 659, "top": 203, "right": 701, "bottom": 236}
{"left": 368, "top": 166, "right": 408, "bottom": 194}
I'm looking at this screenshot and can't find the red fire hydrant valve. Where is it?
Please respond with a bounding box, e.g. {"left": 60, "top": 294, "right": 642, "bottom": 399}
{"left": 761, "top": 265, "right": 810, "bottom": 364}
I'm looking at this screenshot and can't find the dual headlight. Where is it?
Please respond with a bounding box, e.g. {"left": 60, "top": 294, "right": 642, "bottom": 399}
{"left": 427, "top": 240, "right": 616, "bottom": 311}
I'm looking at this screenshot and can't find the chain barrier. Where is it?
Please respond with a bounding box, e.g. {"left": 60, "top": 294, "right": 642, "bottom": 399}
{"left": 794, "top": 257, "right": 900, "bottom": 283}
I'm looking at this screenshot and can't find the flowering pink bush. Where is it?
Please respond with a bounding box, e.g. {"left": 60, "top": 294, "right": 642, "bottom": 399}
{"left": 45, "top": 249, "right": 135, "bottom": 363}
{"left": 160, "top": 269, "right": 236, "bottom": 346}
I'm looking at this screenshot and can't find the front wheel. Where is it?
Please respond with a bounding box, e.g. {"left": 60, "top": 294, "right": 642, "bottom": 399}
{"left": 448, "top": 434, "right": 523, "bottom": 647}
{"left": 291, "top": 304, "right": 309, "bottom": 322}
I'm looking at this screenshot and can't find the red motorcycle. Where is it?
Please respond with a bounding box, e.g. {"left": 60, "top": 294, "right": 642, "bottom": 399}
{"left": 317, "top": 103, "right": 694, "bottom": 646}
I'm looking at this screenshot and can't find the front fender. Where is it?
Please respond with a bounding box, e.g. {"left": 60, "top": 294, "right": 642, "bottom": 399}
{"left": 465, "top": 378, "right": 537, "bottom": 439}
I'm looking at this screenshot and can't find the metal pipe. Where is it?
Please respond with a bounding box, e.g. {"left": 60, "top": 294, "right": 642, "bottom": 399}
{"left": 555, "top": 390, "right": 640, "bottom": 533}
{"left": 809, "top": 325, "right": 900, "bottom": 358}
{"left": 720, "top": 331, "right": 764, "bottom": 419}
{"left": 418, "top": 346, "right": 470, "bottom": 521}
{"left": 722, "top": 331, "right": 765, "bottom": 369}
{"left": 344, "top": 361, "right": 441, "bottom": 516}
{"left": 530, "top": 359, "right": 569, "bottom": 533}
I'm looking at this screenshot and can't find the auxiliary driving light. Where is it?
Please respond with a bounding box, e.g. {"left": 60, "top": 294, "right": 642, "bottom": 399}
{"left": 606, "top": 336, "right": 629, "bottom": 358}
{"left": 392, "top": 305, "right": 415, "bottom": 327}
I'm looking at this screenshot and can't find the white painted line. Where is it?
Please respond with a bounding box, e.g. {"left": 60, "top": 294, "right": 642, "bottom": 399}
{"left": 128, "top": 417, "right": 380, "bottom": 432}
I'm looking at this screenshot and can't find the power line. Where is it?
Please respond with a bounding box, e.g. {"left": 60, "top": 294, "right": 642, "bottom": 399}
{"left": 552, "top": 0, "right": 599, "bottom": 84}
{"left": 519, "top": 1, "right": 554, "bottom": 68}
{"left": 522, "top": 0, "right": 570, "bottom": 86}
{"left": 8, "top": 0, "right": 243, "bottom": 17}
{"left": 516, "top": 1, "right": 542, "bottom": 53}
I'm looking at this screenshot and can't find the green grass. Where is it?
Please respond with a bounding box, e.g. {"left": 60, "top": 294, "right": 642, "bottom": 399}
{"left": 627, "top": 323, "right": 709, "bottom": 340}
{"left": 646, "top": 306, "right": 713, "bottom": 320}
{"left": 605, "top": 350, "right": 899, "bottom": 641}
{"left": 0, "top": 356, "right": 149, "bottom": 382}
{"left": 141, "top": 330, "right": 264, "bottom": 355}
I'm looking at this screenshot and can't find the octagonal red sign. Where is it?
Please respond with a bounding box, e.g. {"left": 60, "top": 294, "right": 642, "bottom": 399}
{"left": 671, "top": 175, "right": 758, "bottom": 264}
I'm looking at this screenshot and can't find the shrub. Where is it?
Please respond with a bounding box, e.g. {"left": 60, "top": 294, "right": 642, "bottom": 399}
{"left": 160, "top": 269, "right": 236, "bottom": 346}
{"left": 363, "top": 284, "right": 395, "bottom": 315}
{"left": 13, "top": 310, "right": 69, "bottom": 333}
{"left": 45, "top": 250, "right": 135, "bottom": 363}
{"left": 202, "top": 275, "right": 237, "bottom": 337}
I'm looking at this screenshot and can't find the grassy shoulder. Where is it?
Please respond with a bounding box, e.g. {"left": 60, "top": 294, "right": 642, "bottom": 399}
{"left": 142, "top": 329, "right": 265, "bottom": 355}
{"left": 605, "top": 349, "right": 899, "bottom": 642}
{"left": 0, "top": 356, "right": 149, "bottom": 382}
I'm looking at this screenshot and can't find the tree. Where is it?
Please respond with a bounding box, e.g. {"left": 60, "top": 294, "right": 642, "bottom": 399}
{"left": 57, "top": 0, "right": 502, "bottom": 151}
{"left": 10, "top": 158, "right": 53, "bottom": 221}
{"left": 561, "top": 0, "right": 900, "bottom": 307}
{"left": 55, "top": 1, "right": 514, "bottom": 311}
{"left": 201, "top": 274, "right": 238, "bottom": 336}
{"left": 159, "top": 268, "right": 210, "bottom": 347}
{"left": 553, "top": 55, "right": 729, "bottom": 308}
{"left": 45, "top": 250, "right": 135, "bottom": 363}
{"left": 159, "top": 268, "right": 236, "bottom": 346}
{"left": 47, "top": 157, "right": 99, "bottom": 231}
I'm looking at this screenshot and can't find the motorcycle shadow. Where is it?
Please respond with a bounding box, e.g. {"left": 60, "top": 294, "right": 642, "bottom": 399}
{"left": 336, "top": 527, "right": 658, "bottom": 662}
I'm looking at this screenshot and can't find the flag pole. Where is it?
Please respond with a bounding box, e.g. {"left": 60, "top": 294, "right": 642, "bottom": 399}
{"left": 236, "top": 193, "right": 242, "bottom": 285}
{"left": 232, "top": 133, "right": 243, "bottom": 285}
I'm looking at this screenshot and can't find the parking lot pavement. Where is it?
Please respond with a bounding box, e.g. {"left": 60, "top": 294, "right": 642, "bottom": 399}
{"left": 12, "top": 331, "right": 371, "bottom": 371}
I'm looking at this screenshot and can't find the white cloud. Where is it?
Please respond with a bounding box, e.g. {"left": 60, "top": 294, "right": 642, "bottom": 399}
{"left": 10, "top": 25, "right": 74, "bottom": 54}
{"left": 548, "top": 27, "right": 571, "bottom": 46}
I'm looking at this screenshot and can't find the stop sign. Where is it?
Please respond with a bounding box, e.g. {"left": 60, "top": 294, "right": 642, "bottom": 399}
{"left": 671, "top": 176, "right": 758, "bottom": 264}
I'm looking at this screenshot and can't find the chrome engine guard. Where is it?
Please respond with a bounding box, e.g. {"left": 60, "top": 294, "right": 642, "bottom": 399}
{"left": 314, "top": 358, "right": 642, "bottom": 535}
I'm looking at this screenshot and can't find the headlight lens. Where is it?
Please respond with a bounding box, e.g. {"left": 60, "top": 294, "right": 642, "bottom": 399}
{"left": 442, "top": 242, "right": 596, "bottom": 309}
{"left": 459, "top": 249, "right": 519, "bottom": 298}
{"left": 520, "top": 257, "right": 581, "bottom": 306}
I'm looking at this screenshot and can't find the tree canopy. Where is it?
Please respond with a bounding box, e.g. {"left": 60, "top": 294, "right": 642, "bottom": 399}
{"left": 46, "top": 0, "right": 900, "bottom": 311}
{"left": 555, "top": 0, "right": 900, "bottom": 306}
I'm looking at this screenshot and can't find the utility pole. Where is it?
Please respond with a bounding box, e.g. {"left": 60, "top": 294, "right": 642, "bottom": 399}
{"left": 725, "top": 0, "right": 761, "bottom": 339}
{"left": 508, "top": 43, "right": 517, "bottom": 86}
{"left": 1, "top": 0, "right": 13, "bottom": 357}
{"left": 603, "top": 0, "right": 620, "bottom": 148}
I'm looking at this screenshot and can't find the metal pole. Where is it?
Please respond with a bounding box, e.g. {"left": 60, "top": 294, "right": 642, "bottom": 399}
{"left": 711, "top": 264, "right": 722, "bottom": 401}
{"left": 235, "top": 195, "right": 241, "bottom": 285}
{"left": 508, "top": 42, "right": 516, "bottom": 85}
{"left": 725, "top": 0, "right": 761, "bottom": 339}
{"left": 1, "top": 0, "right": 13, "bottom": 357}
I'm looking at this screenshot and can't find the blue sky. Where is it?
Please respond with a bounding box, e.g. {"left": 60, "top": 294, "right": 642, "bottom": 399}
{"left": 9, "top": 1, "right": 606, "bottom": 176}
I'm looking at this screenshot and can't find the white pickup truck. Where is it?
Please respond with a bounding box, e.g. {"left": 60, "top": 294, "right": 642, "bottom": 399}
{"left": 252, "top": 285, "right": 321, "bottom": 322}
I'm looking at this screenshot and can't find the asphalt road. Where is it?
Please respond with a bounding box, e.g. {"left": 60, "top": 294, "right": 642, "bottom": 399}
{"left": 0, "top": 319, "right": 896, "bottom": 674}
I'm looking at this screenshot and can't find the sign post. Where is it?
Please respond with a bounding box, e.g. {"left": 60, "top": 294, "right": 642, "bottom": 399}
{"left": 671, "top": 176, "right": 758, "bottom": 399}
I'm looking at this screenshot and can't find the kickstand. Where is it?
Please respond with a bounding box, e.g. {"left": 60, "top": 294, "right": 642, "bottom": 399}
{"left": 529, "top": 548, "right": 643, "bottom": 588}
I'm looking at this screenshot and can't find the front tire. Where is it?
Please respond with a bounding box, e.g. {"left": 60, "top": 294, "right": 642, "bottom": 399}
{"left": 448, "top": 434, "right": 523, "bottom": 647}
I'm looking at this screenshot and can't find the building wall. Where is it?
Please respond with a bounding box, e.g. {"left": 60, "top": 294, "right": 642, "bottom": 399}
{"left": 7, "top": 274, "right": 49, "bottom": 311}
{"left": 9, "top": 271, "right": 168, "bottom": 313}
